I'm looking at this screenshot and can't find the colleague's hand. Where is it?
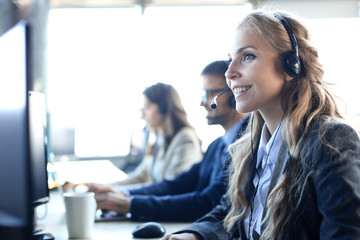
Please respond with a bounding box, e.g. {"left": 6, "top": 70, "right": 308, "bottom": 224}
{"left": 95, "top": 192, "right": 131, "bottom": 215}
{"left": 161, "top": 233, "right": 201, "bottom": 240}
{"left": 87, "top": 183, "right": 116, "bottom": 195}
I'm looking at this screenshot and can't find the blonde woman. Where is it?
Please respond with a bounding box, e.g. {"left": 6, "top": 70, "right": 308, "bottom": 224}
{"left": 163, "top": 10, "right": 360, "bottom": 240}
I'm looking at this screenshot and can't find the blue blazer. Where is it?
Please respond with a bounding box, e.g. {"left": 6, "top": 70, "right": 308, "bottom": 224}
{"left": 128, "top": 116, "right": 249, "bottom": 222}
{"left": 178, "top": 121, "right": 360, "bottom": 239}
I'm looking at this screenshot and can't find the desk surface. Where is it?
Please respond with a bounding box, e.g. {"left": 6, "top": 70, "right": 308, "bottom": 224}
{"left": 36, "top": 189, "right": 191, "bottom": 240}
{"left": 36, "top": 160, "right": 191, "bottom": 240}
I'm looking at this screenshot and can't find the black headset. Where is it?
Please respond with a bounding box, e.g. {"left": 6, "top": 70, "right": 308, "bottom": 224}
{"left": 274, "top": 13, "right": 301, "bottom": 79}
{"left": 159, "top": 83, "right": 169, "bottom": 114}
{"left": 207, "top": 60, "right": 236, "bottom": 110}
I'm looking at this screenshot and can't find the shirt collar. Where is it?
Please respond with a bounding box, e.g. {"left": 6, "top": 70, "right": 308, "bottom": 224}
{"left": 256, "top": 120, "right": 284, "bottom": 169}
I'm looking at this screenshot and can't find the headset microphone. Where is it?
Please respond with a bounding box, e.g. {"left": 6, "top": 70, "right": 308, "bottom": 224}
{"left": 210, "top": 87, "right": 231, "bottom": 109}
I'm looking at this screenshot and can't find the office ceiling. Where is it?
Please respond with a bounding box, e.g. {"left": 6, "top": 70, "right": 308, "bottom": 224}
{"left": 50, "top": 0, "right": 250, "bottom": 8}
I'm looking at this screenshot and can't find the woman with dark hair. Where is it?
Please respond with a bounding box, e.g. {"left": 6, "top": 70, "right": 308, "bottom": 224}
{"left": 118, "top": 82, "right": 202, "bottom": 185}
{"left": 143, "top": 82, "right": 194, "bottom": 153}
{"left": 162, "top": 9, "right": 360, "bottom": 240}
{"left": 88, "top": 83, "right": 202, "bottom": 216}
{"left": 91, "top": 82, "right": 202, "bottom": 189}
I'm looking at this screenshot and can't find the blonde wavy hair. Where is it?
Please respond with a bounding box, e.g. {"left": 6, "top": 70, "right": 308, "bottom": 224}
{"left": 224, "top": 10, "right": 343, "bottom": 239}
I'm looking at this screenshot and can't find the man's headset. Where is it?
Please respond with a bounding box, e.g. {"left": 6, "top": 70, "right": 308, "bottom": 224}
{"left": 210, "top": 87, "right": 235, "bottom": 109}
{"left": 211, "top": 13, "right": 301, "bottom": 109}
{"left": 210, "top": 60, "right": 236, "bottom": 109}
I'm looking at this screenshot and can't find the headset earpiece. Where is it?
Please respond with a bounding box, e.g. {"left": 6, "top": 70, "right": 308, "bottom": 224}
{"left": 282, "top": 51, "right": 301, "bottom": 78}
{"left": 274, "top": 13, "right": 301, "bottom": 79}
{"left": 159, "top": 102, "right": 167, "bottom": 114}
{"left": 159, "top": 84, "right": 169, "bottom": 114}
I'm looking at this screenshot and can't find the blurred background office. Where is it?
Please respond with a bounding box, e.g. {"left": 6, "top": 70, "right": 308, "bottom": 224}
{"left": 2, "top": 0, "right": 359, "bottom": 168}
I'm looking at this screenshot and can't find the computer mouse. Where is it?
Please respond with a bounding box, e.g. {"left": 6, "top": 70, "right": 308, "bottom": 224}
{"left": 132, "top": 221, "right": 166, "bottom": 239}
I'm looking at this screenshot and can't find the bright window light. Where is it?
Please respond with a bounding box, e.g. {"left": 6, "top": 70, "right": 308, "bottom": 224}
{"left": 47, "top": 5, "right": 252, "bottom": 157}
{"left": 305, "top": 18, "right": 360, "bottom": 131}
{"left": 47, "top": 5, "right": 360, "bottom": 158}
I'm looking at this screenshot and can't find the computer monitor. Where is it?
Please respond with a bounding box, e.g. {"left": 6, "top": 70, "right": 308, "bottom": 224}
{"left": 0, "top": 20, "right": 52, "bottom": 240}
{"left": 0, "top": 19, "right": 33, "bottom": 239}
{"left": 29, "top": 92, "right": 54, "bottom": 240}
{"left": 28, "top": 91, "right": 50, "bottom": 207}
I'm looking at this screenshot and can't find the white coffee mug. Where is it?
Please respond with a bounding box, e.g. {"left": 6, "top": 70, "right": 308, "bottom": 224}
{"left": 64, "top": 192, "right": 97, "bottom": 239}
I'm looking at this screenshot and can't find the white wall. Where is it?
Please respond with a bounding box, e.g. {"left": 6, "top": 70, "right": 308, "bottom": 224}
{"left": 256, "top": 0, "right": 358, "bottom": 18}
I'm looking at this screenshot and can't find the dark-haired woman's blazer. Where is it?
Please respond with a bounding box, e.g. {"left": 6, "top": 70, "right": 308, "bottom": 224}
{"left": 177, "top": 121, "right": 360, "bottom": 240}
{"left": 119, "top": 127, "right": 203, "bottom": 185}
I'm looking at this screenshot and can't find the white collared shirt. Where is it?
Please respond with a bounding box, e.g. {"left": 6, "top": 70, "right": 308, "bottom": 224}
{"left": 243, "top": 121, "right": 283, "bottom": 240}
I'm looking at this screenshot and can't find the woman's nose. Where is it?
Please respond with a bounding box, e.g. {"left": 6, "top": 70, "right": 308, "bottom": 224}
{"left": 226, "top": 62, "right": 241, "bottom": 88}
{"left": 226, "top": 62, "right": 236, "bottom": 80}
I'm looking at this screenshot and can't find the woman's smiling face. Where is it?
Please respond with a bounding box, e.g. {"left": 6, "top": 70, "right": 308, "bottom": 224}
{"left": 226, "top": 27, "right": 287, "bottom": 117}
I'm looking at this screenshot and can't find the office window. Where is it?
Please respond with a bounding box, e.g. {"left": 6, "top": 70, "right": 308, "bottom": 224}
{"left": 47, "top": 6, "right": 360, "bottom": 158}
{"left": 47, "top": 5, "right": 253, "bottom": 157}
{"left": 48, "top": 8, "right": 143, "bottom": 157}
{"left": 305, "top": 18, "right": 360, "bottom": 131}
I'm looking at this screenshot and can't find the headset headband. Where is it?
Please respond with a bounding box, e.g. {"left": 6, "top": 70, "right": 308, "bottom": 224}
{"left": 274, "top": 13, "right": 299, "bottom": 57}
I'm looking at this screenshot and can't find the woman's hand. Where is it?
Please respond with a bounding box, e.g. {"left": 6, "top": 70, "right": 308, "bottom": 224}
{"left": 161, "top": 233, "right": 201, "bottom": 240}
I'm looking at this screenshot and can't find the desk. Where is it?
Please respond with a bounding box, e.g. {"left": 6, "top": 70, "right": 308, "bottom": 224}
{"left": 35, "top": 190, "right": 190, "bottom": 240}
{"left": 36, "top": 160, "right": 191, "bottom": 240}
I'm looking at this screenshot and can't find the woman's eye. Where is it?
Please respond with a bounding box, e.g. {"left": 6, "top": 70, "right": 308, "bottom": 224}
{"left": 243, "top": 53, "right": 255, "bottom": 62}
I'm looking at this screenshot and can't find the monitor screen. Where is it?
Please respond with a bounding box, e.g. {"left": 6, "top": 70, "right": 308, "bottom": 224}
{"left": 28, "top": 91, "right": 50, "bottom": 207}
{"left": 0, "top": 20, "right": 33, "bottom": 239}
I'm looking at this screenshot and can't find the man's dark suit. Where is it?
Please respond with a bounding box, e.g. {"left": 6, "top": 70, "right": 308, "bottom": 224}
{"left": 127, "top": 116, "right": 249, "bottom": 222}
{"left": 177, "top": 120, "right": 360, "bottom": 239}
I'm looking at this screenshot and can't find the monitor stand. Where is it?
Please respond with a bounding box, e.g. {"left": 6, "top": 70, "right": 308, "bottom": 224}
{"left": 32, "top": 211, "right": 55, "bottom": 240}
